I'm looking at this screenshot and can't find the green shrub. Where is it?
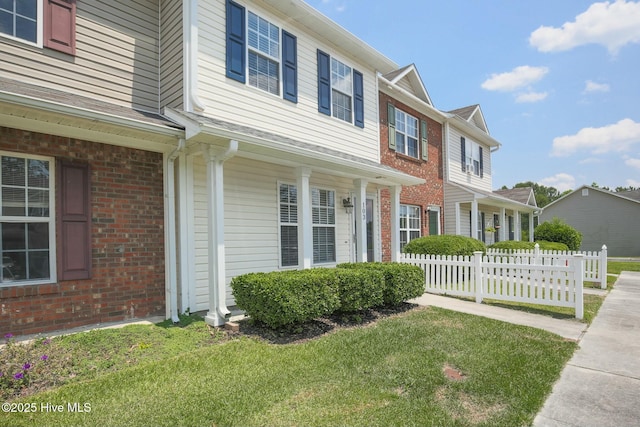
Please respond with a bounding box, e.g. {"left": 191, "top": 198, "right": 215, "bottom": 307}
{"left": 488, "top": 241, "right": 536, "bottom": 251}
{"left": 403, "top": 235, "right": 486, "bottom": 256}
{"left": 534, "top": 218, "right": 582, "bottom": 251}
{"left": 334, "top": 268, "right": 385, "bottom": 312}
{"left": 230, "top": 269, "right": 340, "bottom": 329}
{"left": 536, "top": 241, "right": 569, "bottom": 251}
{"left": 338, "top": 262, "right": 424, "bottom": 306}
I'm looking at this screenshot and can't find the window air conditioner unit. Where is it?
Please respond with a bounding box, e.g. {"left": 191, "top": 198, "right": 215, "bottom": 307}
{"left": 466, "top": 163, "right": 474, "bottom": 174}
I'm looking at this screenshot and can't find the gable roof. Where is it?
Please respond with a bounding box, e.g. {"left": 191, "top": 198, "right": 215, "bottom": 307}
{"left": 543, "top": 185, "right": 640, "bottom": 211}
{"left": 447, "top": 182, "right": 538, "bottom": 212}
{"left": 381, "top": 64, "right": 432, "bottom": 105}
{"left": 618, "top": 189, "right": 640, "bottom": 202}
{"left": 493, "top": 187, "right": 537, "bottom": 207}
{"left": 447, "top": 104, "right": 489, "bottom": 134}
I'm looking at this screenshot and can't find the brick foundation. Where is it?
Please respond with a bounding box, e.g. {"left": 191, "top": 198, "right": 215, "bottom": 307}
{"left": 379, "top": 93, "right": 444, "bottom": 261}
{"left": 0, "top": 127, "right": 165, "bottom": 336}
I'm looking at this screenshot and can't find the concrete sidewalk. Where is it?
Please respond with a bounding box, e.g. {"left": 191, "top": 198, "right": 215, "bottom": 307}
{"left": 533, "top": 271, "right": 640, "bottom": 427}
{"left": 410, "top": 293, "right": 587, "bottom": 341}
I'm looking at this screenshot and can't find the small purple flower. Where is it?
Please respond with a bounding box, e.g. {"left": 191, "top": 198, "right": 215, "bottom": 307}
{"left": 0, "top": 372, "right": 3, "bottom": 377}
{"left": 22, "top": 363, "right": 31, "bottom": 370}
{"left": 4, "top": 333, "right": 13, "bottom": 339}
{"left": 40, "top": 355, "right": 48, "bottom": 361}
{"left": 13, "top": 372, "right": 23, "bottom": 380}
{"left": 42, "top": 339, "right": 50, "bottom": 345}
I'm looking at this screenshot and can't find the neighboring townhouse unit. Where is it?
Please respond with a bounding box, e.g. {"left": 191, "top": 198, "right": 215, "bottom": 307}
{"left": 0, "top": 0, "right": 184, "bottom": 335}
{"left": 378, "top": 65, "right": 447, "bottom": 260}
{"left": 540, "top": 186, "right": 640, "bottom": 256}
{"left": 160, "top": 0, "right": 423, "bottom": 327}
{"left": 442, "top": 105, "right": 538, "bottom": 244}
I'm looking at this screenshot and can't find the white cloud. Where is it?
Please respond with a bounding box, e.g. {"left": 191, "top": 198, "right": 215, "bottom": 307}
{"left": 481, "top": 66, "right": 549, "bottom": 92}
{"left": 579, "top": 157, "right": 603, "bottom": 164}
{"left": 625, "top": 157, "right": 640, "bottom": 169}
{"left": 529, "top": 0, "right": 640, "bottom": 54}
{"left": 550, "top": 118, "right": 640, "bottom": 157}
{"left": 584, "top": 80, "right": 610, "bottom": 93}
{"left": 539, "top": 173, "right": 576, "bottom": 192}
{"left": 515, "top": 91, "right": 548, "bottom": 103}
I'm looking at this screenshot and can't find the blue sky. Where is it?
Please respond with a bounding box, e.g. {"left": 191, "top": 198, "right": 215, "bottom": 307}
{"left": 304, "top": 0, "right": 640, "bottom": 192}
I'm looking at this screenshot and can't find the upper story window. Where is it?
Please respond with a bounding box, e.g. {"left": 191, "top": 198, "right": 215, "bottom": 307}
{"left": 0, "top": 0, "right": 76, "bottom": 55}
{"left": 226, "top": 0, "right": 297, "bottom": 102}
{"left": 460, "top": 137, "right": 484, "bottom": 177}
{"left": 317, "top": 50, "right": 364, "bottom": 128}
{"left": 387, "top": 103, "right": 428, "bottom": 160}
{"left": 0, "top": 0, "right": 39, "bottom": 44}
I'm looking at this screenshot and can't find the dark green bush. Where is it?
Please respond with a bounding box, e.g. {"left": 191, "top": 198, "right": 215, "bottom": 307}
{"left": 536, "top": 241, "right": 569, "bottom": 251}
{"left": 338, "top": 262, "right": 424, "bottom": 306}
{"left": 230, "top": 269, "right": 340, "bottom": 329}
{"left": 488, "top": 241, "right": 536, "bottom": 251}
{"left": 402, "top": 235, "right": 486, "bottom": 256}
{"left": 534, "top": 218, "right": 582, "bottom": 251}
{"left": 334, "top": 268, "right": 385, "bottom": 312}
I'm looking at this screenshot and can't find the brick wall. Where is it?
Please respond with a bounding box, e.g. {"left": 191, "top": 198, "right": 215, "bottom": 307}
{"left": 0, "top": 127, "right": 165, "bottom": 336}
{"left": 379, "top": 92, "right": 444, "bottom": 261}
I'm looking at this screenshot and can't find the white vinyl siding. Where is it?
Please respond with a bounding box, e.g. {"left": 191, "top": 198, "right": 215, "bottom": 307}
{"left": 447, "top": 126, "right": 492, "bottom": 192}
{"left": 0, "top": 0, "right": 161, "bottom": 112}
{"left": 160, "top": 0, "right": 183, "bottom": 109}
{"left": 197, "top": 1, "right": 382, "bottom": 162}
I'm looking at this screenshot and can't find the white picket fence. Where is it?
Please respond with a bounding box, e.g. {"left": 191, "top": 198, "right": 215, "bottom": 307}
{"left": 400, "top": 251, "right": 586, "bottom": 319}
{"left": 487, "top": 244, "right": 607, "bottom": 289}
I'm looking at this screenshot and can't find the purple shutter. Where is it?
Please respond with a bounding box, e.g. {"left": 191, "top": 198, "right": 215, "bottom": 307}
{"left": 57, "top": 161, "right": 91, "bottom": 280}
{"left": 44, "top": 0, "right": 76, "bottom": 55}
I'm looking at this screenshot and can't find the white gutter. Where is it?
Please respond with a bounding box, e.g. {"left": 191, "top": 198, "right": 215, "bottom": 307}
{"left": 184, "top": 0, "right": 206, "bottom": 112}
{"left": 165, "top": 138, "right": 185, "bottom": 323}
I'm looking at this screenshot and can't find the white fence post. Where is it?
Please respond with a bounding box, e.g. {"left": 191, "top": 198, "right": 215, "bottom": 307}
{"left": 574, "top": 254, "right": 584, "bottom": 320}
{"left": 600, "top": 245, "right": 608, "bottom": 289}
{"left": 474, "top": 251, "right": 483, "bottom": 304}
{"left": 534, "top": 243, "right": 540, "bottom": 265}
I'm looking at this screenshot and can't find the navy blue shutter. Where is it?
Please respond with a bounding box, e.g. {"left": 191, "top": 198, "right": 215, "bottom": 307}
{"left": 282, "top": 30, "right": 298, "bottom": 103}
{"left": 226, "top": 0, "right": 245, "bottom": 83}
{"left": 317, "top": 50, "right": 331, "bottom": 115}
{"left": 479, "top": 146, "right": 484, "bottom": 178}
{"left": 353, "top": 70, "right": 364, "bottom": 128}
{"left": 460, "top": 137, "right": 466, "bottom": 172}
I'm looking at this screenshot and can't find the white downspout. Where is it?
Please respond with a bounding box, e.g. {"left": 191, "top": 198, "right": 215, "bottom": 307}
{"left": 204, "top": 140, "right": 239, "bottom": 326}
{"left": 184, "top": 0, "right": 206, "bottom": 112}
{"left": 165, "top": 138, "right": 185, "bottom": 323}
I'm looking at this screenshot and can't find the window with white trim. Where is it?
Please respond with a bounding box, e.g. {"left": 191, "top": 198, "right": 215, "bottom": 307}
{"left": 400, "top": 204, "right": 421, "bottom": 251}
{"left": 312, "top": 188, "right": 335, "bottom": 263}
{"left": 248, "top": 11, "right": 280, "bottom": 96}
{"left": 465, "top": 139, "right": 481, "bottom": 176}
{"left": 0, "top": 0, "right": 41, "bottom": 45}
{"left": 331, "top": 58, "right": 353, "bottom": 123}
{"left": 1, "top": 152, "right": 55, "bottom": 284}
{"left": 396, "top": 110, "right": 419, "bottom": 158}
{"left": 278, "top": 183, "right": 298, "bottom": 267}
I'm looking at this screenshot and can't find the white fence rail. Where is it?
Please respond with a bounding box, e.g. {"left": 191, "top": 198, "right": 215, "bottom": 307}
{"left": 400, "top": 251, "right": 585, "bottom": 319}
{"left": 487, "top": 244, "right": 607, "bottom": 289}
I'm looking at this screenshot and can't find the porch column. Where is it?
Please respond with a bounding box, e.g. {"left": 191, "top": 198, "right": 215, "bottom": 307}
{"left": 471, "top": 200, "right": 478, "bottom": 240}
{"left": 499, "top": 207, "right": 506, "bottom": 242}
{"left": 529, "top": 212, "right": 535, "bottom": 242}
{"left": 514, "top": 209, "right": 520, "bottom": 240}
{"left": 455, "top": 202, "right": 461, "bottom": 235}
{"left": 204, "top": 141, "right": 238, "bottom": 327}
{"left": 297, "top": 167, "right": 312, "bottom": 269}
{"left": 354, "top": 179, "right": 368, "bottom": 262}
{"left": 389, "top": 185, "right": 401, "bottom": 262}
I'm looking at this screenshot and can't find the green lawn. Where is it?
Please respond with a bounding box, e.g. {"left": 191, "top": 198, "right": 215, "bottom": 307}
{"left": 1, "top": 307, "right": 576, "bottom": 427}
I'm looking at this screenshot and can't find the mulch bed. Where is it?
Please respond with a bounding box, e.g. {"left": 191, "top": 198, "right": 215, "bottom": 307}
{"left": 228, "top": 303, "right": 421, "bottom": 345}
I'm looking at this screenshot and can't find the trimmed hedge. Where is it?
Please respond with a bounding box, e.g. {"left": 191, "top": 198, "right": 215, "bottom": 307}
{"left": 337, "top": 262, "right": 424, "bottom": 306}
{"left": 231, "top": 263, "right": 424, "bottom": 329}
{"left": 231, "top": 269, "right": 340, "bottom": 329}
{"left": 488, "top": 240, "right": 570, "bottom": 252}
{"left": 536, "top": 241, "right": 570, "bottom": 251}
{"left": 534, "top": 218, "right": 582, "bottom": 251}
{"left": 403, "top": 235, "right": 486, "bottom": 256}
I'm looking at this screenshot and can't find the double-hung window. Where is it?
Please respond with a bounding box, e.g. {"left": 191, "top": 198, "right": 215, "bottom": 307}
{"left": 0, "top": 152, "right": 55, "bottom": 284}
{"left": 387, "top": 104, "right": 428, "bottom": 160}
{"left": 460, "top": 137, "right": 484, "bottom": 177}
{"left": 226, "top": 0, "right": 297, "bottom": 102}
{"left": 0, "top": 0, "right": 76, "bottom": 55}
{"left": 317, "top": 50, "right": 364, "bottom": 128}
{"left": 399, "top": 204, "right": 420, "bottom": 251}
{"left": 395, "top": 110, "right": 419, "bottom": 158}
{"left": 278, "top": 183, "right": 298, "bottom": 267}
{"left": 312, "top": 188, "right": 335, "bottom": 264}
